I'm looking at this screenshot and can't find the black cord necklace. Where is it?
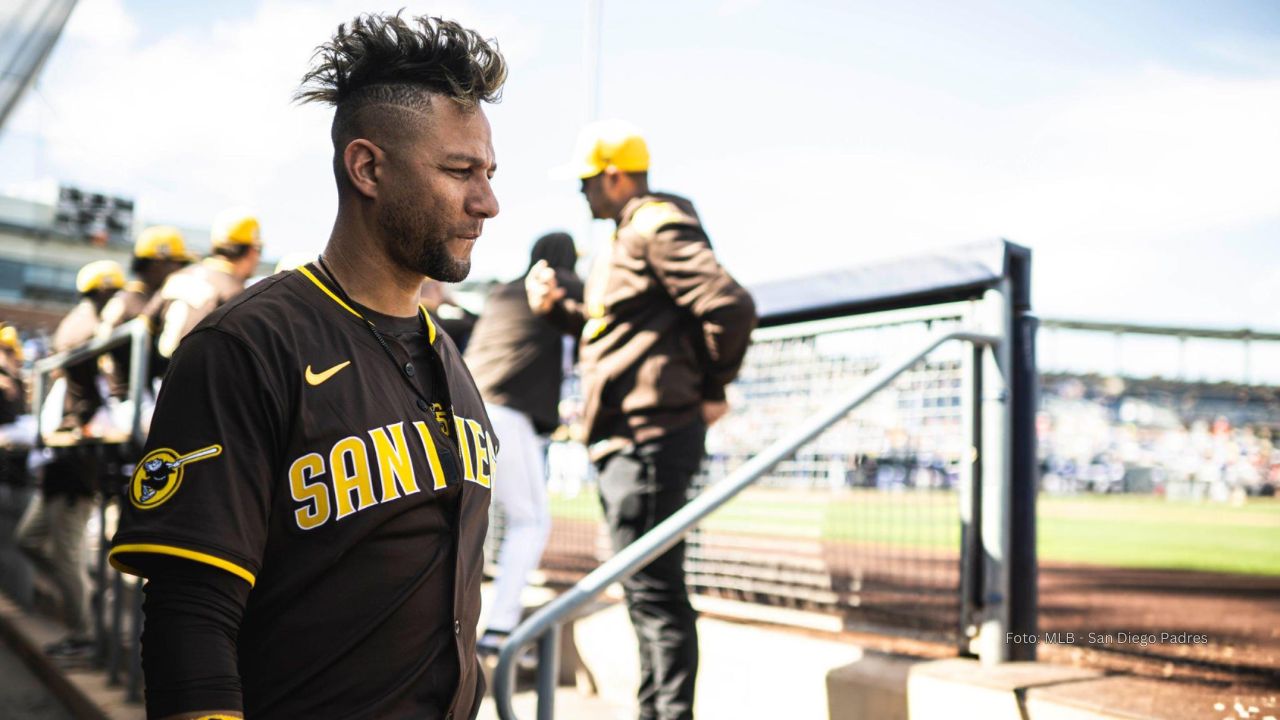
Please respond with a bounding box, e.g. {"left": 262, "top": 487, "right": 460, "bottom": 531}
{"left": 315, "top": 255, "right": 426, "bottom": 378}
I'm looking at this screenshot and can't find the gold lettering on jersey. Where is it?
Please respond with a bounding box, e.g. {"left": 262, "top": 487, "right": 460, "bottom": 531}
{"left": 330, "top": 436, "right": 375, "bottom": 520}
{"left": 464, "top": 419, "right": 493, "bottom": 489}
{"left": 453, "top": 416, "right": 475, "bottom": 481}
{"left": 433, "top": 402, "right": 450, "bottom": 436}
{"left": 368, "top": 422, "right": 419, "bottom": 501}
{"left": 411, "top": 420, "right": 449, "bottom": 491}
{"left": 285, "top": 416, "right": 491, "bottom": 531}
{"left": 289, "top": 453, "right": 330, "bottom": 530}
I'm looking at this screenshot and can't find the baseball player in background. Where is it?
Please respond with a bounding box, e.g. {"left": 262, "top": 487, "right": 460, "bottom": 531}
{"left": 18, "top": 260, "right": 125, "bottom": 660}
{"left": 110, "top": 12, "right": 505, "bottom": 719}
{"left": 96, "top": 225, "right": 194, "bottom": 430}
{"left": 143, "top": 209, "right": 263, "bottom": 373}
{"left": 527, "top": 121, "right": 758, "bottom": 720}
{"left": 465, "top": 231, "right": 583, "bottom": 656}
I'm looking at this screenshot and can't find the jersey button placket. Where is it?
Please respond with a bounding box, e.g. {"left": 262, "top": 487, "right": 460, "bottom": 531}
{"left": 403, "top": 362, "right": 415, "bottom": 377}
{"left": 416, "top": 398, "right": 429, "bottom": 412}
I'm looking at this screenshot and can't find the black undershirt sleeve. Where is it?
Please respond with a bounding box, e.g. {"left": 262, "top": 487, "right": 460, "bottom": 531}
{"left": 140, "top": 559, "right": 251, "bottom": 718}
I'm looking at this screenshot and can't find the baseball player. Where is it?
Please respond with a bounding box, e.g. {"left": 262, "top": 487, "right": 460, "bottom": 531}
{"left": 0, "top": 325, "right": 24, "bottom": 428}
{"left": 465, "top": 231, "right": 583, "bottom": 655}
{"left": 143, "top": 209, "right": 262, "bottom": 371}
{"left": 528, "top": 120, "right": 757, "bottom": 720}
{"left": 18, "top": 260, "right": 125, "bottom": 659}
{"left": 0, "top": 326, "right": 29, "bottom": 484}
{"left": 96, "top": 226, "right": 193, "bottom": 417}
{"left": 109, "top": 13, "right": 504, "bottom": 720}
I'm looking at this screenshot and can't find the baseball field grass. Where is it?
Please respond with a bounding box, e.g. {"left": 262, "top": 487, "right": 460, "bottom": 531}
{"left": 548, "top": 488, "right": 1280, "bottom": 576}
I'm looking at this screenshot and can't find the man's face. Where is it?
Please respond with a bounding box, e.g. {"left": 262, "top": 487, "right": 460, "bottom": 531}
{"left": 580, "top": 173, "right": 612, "bottom": 220}
{"left": 378, "top": 101, "right": 499, "bottom": 283}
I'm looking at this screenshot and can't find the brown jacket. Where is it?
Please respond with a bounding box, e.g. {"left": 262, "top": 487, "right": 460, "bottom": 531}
{"left": 466, "top": 270, "right": 583, "bottom": 434}
{"left": 97, "top": 280, "right": 154, "bottom": 399}
{"left": 544, "top": 192, "right": 756, "bottom": 449}
{"left": 144, "top": 257, "right": 247, "bottom": 366}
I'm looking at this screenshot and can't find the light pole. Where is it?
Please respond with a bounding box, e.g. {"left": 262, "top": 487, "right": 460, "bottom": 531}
{"left": 584, "top": 0, "right": 602, "bottom": 124}
{"left": 581, "top": 0, "right": 607, "bottom": 268}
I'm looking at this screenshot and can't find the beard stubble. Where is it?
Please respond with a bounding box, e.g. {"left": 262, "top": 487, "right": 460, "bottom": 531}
{"left": 377, "top": 192, "right": 472, "bottom": 283}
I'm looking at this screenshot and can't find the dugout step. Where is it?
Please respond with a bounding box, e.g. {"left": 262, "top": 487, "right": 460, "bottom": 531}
{"left": 0, "top": 591, "right": 142, "bottom": 720}
{"left": 905, "top": 658, "right": 1269, "bottom": 720}
{"left": 825, "top": 649, "right": 917, "bottom": 720}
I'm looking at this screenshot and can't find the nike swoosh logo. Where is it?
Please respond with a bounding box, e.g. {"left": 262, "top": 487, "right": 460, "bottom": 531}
{"left": 305, "top": 361, "right": 351, "bottom": 386}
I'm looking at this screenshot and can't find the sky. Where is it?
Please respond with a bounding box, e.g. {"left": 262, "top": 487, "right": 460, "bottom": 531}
{"left": 1, "top": 0, "right": 1279, "bottom": 342}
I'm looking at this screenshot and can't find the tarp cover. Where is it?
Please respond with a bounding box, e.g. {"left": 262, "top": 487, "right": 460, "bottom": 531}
{"left": 749, "top": 239, "right": 1024, "bottom": 327}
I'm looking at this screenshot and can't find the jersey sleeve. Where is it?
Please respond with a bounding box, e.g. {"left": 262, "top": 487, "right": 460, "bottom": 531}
{"left": 110, "top": 327, "right": 285, "bottom": 587}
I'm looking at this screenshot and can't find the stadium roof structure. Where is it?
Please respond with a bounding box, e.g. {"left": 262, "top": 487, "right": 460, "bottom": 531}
{"left": 1, "top": 1, "right": 79, "bottom": 133}
{"left": 750, "top": 238, "right": 1031, "bottom": 328}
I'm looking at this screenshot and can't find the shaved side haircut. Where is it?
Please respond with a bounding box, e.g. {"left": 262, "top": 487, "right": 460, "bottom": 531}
{"left": 296, "top": 12, "right": 507, "bottom": 193}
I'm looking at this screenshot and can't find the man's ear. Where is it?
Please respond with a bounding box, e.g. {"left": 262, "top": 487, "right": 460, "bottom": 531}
{"left": 343, "top": 138, "right": 384, "bottom": 200}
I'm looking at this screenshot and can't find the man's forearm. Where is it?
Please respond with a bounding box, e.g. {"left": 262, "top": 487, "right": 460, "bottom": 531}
{"left": 141, "top": 565, "right": 250, "bottom": 718}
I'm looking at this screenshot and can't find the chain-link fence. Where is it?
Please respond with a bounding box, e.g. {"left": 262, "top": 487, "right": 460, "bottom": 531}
{"left": 494, "top": 308, "right": 978, "bottom": 645}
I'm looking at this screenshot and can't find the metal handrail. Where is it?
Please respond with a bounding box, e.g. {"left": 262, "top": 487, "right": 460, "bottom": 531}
{"left": 32, "top": 317, "right": 151, "bottom": 448}
{"left": 493, "top": 328, "right": 1002, "bottom": 720}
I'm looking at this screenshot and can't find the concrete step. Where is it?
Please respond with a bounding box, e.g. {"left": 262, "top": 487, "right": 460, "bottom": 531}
{"left": 0, "top": 592, "right": 142, "bottom": 720}
{"left": 475, "top": 590, "right": 863, "bottom": 720}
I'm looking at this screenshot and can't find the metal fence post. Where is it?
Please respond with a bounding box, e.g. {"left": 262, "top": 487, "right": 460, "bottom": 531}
{"left": 536, "top": 626, "right": 561, "bottom": 720}
{"left": 976, "top": 283, "right": 1013, "bottom": 664}
{"left": 93, "top": 488, "right": 109, "bottom": 667}
{"left": 1006, "top": 245, "right": 1039, "bottom": 661}
{"left": 127, "top": 319, "right": 150, "bottom": 449}
{"left": 958, "top": 333, "right": 984, "bottom": 656}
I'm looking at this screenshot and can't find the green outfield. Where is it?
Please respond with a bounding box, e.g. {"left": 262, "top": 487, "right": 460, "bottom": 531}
{"left": 548, "top": 488, "right": 1280, "bottom": 576}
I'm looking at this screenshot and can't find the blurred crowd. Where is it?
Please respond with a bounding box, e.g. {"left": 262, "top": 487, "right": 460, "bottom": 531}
{"left": 1039, "top": 376, "right": 1279, "bottom": 498}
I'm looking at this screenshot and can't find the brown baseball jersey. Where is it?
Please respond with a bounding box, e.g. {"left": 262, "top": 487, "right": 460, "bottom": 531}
{"left": 110, "top": 263, "right": 497, "bottom": 719}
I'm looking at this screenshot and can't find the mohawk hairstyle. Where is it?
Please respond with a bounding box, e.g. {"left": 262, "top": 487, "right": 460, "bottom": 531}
{"left": 296, "top": 12, "right": 506, "bottom": 108}
{"left": 296, "top": 13, "right": 507, "bottom": 190}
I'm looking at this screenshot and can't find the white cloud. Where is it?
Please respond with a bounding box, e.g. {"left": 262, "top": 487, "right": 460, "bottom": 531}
{"left": 4, "top": 0, "right": 543, "bottom": 259}
{"left": 717, "top": 0, "right": 764, "bottom": 17}
{"left": 680, "top": 63, "right": 1280, "bottom": 328}
{"left": 1004, "top": 68, "right": 1280, "bottom": 238}
{"left": 4, "top": 1, "right": 1279, "bottom": 331}
{"left": 62, "top": 0, "right": 137, "bottom": 45}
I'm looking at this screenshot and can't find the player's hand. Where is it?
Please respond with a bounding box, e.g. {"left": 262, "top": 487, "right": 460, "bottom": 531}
{"left": 702, "top": 400, "right": 729, "bottom": 426}
{"left": 525, "top": 260, "right": 565, "bottom": 314}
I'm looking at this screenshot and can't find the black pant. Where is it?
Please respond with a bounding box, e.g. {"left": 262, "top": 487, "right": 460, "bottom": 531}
{"left": 596, "top": 421, "right": 705, "bottom": 720}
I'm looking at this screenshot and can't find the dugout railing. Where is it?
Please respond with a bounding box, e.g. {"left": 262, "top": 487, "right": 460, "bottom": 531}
{"left": 493, "top": 240, "right": 1039, "bottom": 720}
{"left": 20, "top": 317, "right": 151, "bottom": 702}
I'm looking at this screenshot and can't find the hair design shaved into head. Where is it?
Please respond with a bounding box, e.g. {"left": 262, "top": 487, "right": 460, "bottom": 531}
{"left": 296, "top": 12, "right": 507, "bottom": 191}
